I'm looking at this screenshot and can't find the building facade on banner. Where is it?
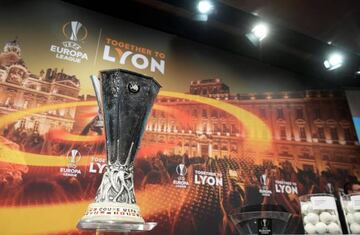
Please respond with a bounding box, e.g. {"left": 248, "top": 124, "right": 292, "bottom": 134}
{"left": 0, "top": 40, "right": 80, "bottom": 135}
{"left": 143, "top": 79, "right": 360, "bottom": 173}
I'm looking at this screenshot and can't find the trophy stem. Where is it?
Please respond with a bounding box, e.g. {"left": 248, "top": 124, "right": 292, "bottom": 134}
{"left": 95, "top": 161, "right": 136, "bottom": 204}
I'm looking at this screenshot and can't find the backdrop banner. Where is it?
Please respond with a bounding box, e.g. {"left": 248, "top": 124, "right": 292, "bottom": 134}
{"left": 0, "top": 1, "right": 359, "bottom": 234}
{"left": 346, "top": 90, "right": 360, "bottom": 141}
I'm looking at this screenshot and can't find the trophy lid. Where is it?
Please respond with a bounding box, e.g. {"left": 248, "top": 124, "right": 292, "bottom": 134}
{"left": 98, "top": 68, "right": 162, "bottom": 88}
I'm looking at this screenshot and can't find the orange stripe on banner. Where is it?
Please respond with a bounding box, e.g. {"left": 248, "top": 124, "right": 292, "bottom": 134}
{"left": 0, "top": 201, "right": 90, "bottom": 235}
{"left": 47, "top": 128, "right": 105, "bottom": 143}
{"left": 0, "top": 91, "right": 272, "bottom": 167}
{"left": 159, "top": 91, "right": 272, "bottom": 142}
{"left": 0, "top": 185, "right": 188, "bottom": 235}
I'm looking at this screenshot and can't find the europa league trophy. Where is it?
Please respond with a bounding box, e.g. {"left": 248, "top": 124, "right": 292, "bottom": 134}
{"left": 77, "top": 69, "right": 161, "bottom": 232}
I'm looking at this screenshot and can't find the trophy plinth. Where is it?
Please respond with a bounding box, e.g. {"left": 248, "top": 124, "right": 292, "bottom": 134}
{"left": 77, "top": 69, "right": 161, "bottom": 232}
{"left": 77, "top": 220, "right": 157, "bottom": 233}
{"left": 77, "top": 202, "right": 156, "bottom": 232}
{"left": 77, "top": 203, "right": 155, "bottom": 232}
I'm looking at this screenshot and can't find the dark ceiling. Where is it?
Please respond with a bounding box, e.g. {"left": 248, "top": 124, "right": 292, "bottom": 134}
{"left": 224, "top": 0, "right": 360, "bottom": 54}
{"left": 63, "top": 0, "right": 360, "bottom": 88}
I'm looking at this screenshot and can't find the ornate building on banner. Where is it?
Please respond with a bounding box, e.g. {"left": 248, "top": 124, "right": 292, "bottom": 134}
{"left": 143, "top": 78, "right": 360, "bottom": 173}
{"left": 0, "top": 39, "right": 80, "bottom": 135}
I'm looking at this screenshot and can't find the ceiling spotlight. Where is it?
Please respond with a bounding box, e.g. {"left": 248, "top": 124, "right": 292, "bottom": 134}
{"left": 251, "top": 23, "right": 269, "bottom": 41}
{"left": 246, "top": 23, "right": 269, "bottom": 46}
{"left": 323, "top": 53, "right": 344, "bottom": 70}
{"left": 354, "top": 69, "right": 360, "bottom": 79}
{"left": 197, "top": 1, "right": 214, "bottom": 14}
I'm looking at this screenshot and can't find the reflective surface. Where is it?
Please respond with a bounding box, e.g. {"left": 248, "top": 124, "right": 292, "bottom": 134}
{"left": 77, "top": 220, "right": 157, "bottom": 232}
{"left": 77, "top": 69, "right": 160, "bottom": 232}
{"left": 94, "top": 69, "right": 160, "bottom": 204}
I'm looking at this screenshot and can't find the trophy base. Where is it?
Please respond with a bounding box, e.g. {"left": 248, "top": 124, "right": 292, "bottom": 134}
{"left": 77, "top": 220, "right": 157, "bottom": 232}
{"left": 77, "top": 202, "right": 156, "bottom": 232}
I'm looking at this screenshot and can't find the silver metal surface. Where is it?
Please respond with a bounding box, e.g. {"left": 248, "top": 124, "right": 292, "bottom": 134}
{"left": 77, "top": 220, "right": 157, "bottom": 233}
{"left": 95, "top": 158, "right": 135, "bottom": 203}
{"left": 77, "top": 69, "right": 160, "bottom": 232}
{"left": 90, "top": 75, "right": 104, "bottom": 127}
{"left": 93, "top": 69, "right": 160, "bottom": 204}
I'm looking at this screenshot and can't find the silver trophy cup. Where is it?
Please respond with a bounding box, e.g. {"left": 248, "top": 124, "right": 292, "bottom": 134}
{"left": 77, "top": 69, "right": 161, "bottom": 232}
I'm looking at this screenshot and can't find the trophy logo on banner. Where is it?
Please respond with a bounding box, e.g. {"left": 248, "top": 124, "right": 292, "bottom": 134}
{"left": 176, "top": 163, "right": 187, "bottom": 176}
{"left": 62, "top": 21, "right": 88, "bottom": 43}
{"left": 260, "top": 174, "right": 267, "bottom": 187}
{"left": 77, "top": 69, "right": 161, "bottom": 232}
{"left": 70, "top": 21, "right": 83, "bottom": 41}
{"left": 67, "top": 149, "right": 81, "bottom": 168}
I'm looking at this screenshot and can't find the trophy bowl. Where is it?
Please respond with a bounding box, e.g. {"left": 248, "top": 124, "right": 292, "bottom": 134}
{"left": 77, "top": 69, "right": 161, "bottom": 232}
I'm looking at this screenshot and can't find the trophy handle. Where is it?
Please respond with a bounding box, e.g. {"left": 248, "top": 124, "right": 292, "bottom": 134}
{"left": 90, "top": 75, "right": 103, "bottom": 115}
{"left": 90, "top": 75, "right": 104, "bottom": 128}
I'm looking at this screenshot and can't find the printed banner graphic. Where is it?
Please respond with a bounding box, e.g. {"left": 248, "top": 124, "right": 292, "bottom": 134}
{"left": 0, "top": 1, "right": 359, "bottom": 234}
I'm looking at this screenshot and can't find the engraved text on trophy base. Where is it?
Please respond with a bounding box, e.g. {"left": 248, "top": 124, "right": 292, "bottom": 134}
{"left": 82, "top": 202, "right": 145, "bottom": 224}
